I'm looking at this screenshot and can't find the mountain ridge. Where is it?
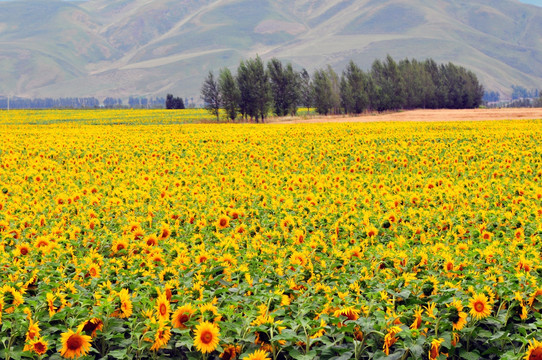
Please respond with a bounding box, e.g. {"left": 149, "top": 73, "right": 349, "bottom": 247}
{"left": 0, "top": 0, "right": 541, "bottom": 100}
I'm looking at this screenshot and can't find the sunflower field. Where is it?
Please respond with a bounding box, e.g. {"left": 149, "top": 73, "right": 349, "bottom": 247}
{"left": 1, "top": 112, "right": 542, "bottom": 360}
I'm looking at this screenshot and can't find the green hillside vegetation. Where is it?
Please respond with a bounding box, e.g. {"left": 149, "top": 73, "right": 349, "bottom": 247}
{"left": 0, "top": 0, "right": 541, "bottom": 99}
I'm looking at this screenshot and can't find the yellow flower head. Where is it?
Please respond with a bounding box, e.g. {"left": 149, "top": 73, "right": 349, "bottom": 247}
{"left": 60, "top": 329, "right": 92, "bottom": 359}
{"left": 525, "top": 338, "right": 542, "bottom": 360}
{"left": 244, "top": 349, "right": 271, "bottom": 360}
{"left": 469, "top": 293, "right": 492, "bottom": 320}
{"left": 193, "top": 321, "right": 220, "bottom": 354}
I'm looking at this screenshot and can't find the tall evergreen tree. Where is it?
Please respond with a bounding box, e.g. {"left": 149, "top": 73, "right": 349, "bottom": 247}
{"left": 236, "top": 60, "right": 253, "bottom": 120}
{"left": 369, "top": 59, "right": 388, "bottom": 112}
{"left": 327, "top": 65, "right": 341, "bottom": 115}
{"left": 312, "top": 69, "right": 334, "bottom": 115}
{"left": 247, "top": 56, "right": 273, "bottom": 122}
{"left": 218, "top": 68, "right": 240, "bottom": 122}
{"left": 398, "top": 58, "right": 435, "bottom": 109}
{"left": 371, "top": 55, "right": 406, "bottom": 110}
{"left": 423, "top": 59, "right": 447, "bottom": 109}
{"left": 300, "top": 69, "right": 313, "bottom": 114}
{"left": 267, "top": 59, "right": 300, "bottom": 117}
{"left": 340, "top": 75, "right": 354, "bottom": 114}
{"left": 200, "top": 71, "right": 221, "bottom": 122}
{"left": 341, "top": 60, "right": 368, "bottom": 114}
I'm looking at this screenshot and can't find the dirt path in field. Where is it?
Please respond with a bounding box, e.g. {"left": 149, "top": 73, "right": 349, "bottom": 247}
{"left": 269, "top": 108, "right": 542, "bottom": 124}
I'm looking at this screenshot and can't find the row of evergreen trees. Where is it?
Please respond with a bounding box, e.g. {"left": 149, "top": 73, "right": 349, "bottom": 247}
{"left": 201, "top": 55, "right": 484, "bottom": 122}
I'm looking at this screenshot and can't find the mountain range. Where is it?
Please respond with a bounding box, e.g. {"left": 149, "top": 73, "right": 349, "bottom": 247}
{"left": 0, "top": 0, "right": 541, "bottom": 100}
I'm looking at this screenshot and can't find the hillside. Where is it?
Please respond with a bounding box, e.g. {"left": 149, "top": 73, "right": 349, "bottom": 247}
{"left": 0, "top": 0, "right": 541, "bottom": 100}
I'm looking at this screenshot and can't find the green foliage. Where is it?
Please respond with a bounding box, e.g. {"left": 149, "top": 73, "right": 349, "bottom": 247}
{"left": 237, "top": 56, "right": 273, "bottom": 122}
{"left": 312, "top": 69, "right": 334, "bottom": 115}
{"left": 200, "top": 71, "right": 221, "bottom": 121}
{"left": 165, "top": 94, "right": 185, "bottom": 109}
{"left": 340, "top": 60, "right": 369, "bottom": 114}
{"left": 202, "top": 55, "right": 485, "bottom": 121}
{"left": 218, "top": 68, "right": 241, "bottom": 122}
{"left": 267, "top": 58, "right": 301, "bottom": 117}
{"left": 300, "top": 69, "right": 313, "bottom": 113}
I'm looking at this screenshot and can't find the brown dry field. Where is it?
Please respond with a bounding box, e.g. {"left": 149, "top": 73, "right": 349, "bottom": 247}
{"left": 270, "top": 108, "right": 542, "bottom": 124}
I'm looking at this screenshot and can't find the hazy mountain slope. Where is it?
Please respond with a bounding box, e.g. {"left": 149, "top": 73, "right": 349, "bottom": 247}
{"left": 0, "top": 0, "right": 540, "bottom": 100}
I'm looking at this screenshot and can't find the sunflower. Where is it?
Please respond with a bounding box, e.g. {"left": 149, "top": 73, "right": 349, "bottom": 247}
{"left": 216, "top": 215, "right": 230, "bottom": 230}
{"left": 528, "top": 288, "right": 542, "bottom": 309}
{"left": 469, "top": 293, "right": 492, "bottom": 320}
{"left": 429, "top": 338, "right": 444, "bottom": 360}
{"left": 421, "top": 276, "right": 439, "bottom": 297}
{"left": 159, "top": 224, "right": 171, "bottom": 240}
{"left": 155, "top": 292, "right": 170, "bottom": 321}
{"left": 410, "top": 306, "right": 423, "bottom": 330}
{"left": 145, "top": 234, "right": 158, "bottom": 247}
{"left": 46, "top": 293, "right": 57, "bottom": 317}
{"left": 27, "top": 336, "right": 48, "bottom": 356}
{"left": 112, "top": 239, "right": 129, "bottom": 253}
{"left": 333, "top": 306, "right": 360, "bottom": 327}
{"left": 111, "top": 289, "right": 133, "bottom": 318}
{"left": 81, "top": 318, "right": 103, "bottom": 338}
{"left": 35, "top": 237, "right": 50, "bottom": 249}
{"left": 193, "top": 321, "right": 220, "bottom": 354}
{"left": 133, "top": 228, "right": 145, "bottom": 241}
{"left": 447, "top": 300, "right": 467, "bottom": 331}
{"left": 87, "top": 263, "right": 100, "bottom": 278}
{"left": 383, "top": 326, "right": 401, "bottom": 355}
{"left": 515, "top": 292, "right": 529, "bottom": 320}
{"left": 16, "top": 243, "right": 31, "bottom": 256}
{"left": 25, "top": 319, "right": 41, "bottom": 341}
{"left": 525, "top": 338, "right": 542, "bottom": 360}
{"left": 366, "top": 225, "right": 378, "bottom": 238}
{"left": 220, "top": 344, "right": 241, "bottom": 360}
{"left": 150, "top": 324, "right": 171, "bottom": 351}
{"left": 2, "top": 286, "right": 24, "bottom": 313}
{"left": 199, "top": 301, "right": 222, "bottom": 323}
{"left": 172, "top": 304, "right": 195, "bottom": 329}
{"left": 244, "top": 349, "right": 271, "bottom": 360}
{"left": 60, "top": 329, "right": 92, "bottom": 359}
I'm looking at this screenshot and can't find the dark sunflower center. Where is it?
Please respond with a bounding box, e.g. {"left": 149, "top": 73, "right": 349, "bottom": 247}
{"left": 449, "top": 308, "right": 460, "bottom": 323}
{"left": 422, "top": 283, "right": 434, "bottom": 296}
{"left": 83, "top": 321, "right": 98, "bottom": 333}
{"left": 220, "top": 219, "right": 227, "bottom": 227}
{"left": 256, "top": 331, "right": 270, "bottom": 344}
{"left": 34, "top": 342, "right": 46, "bottom": 352}
{"left": 201, "top": 330, "right": 213, "bottom": 344}
{"left": 160, "top": 303, "right": 167, "bottom": 315}
{"left": 530, "top": 347, "right": 542, "bottom": 360}
{"left": 67, "top": 334, "right": 83, "bottom": 350}
{"left": 345, "top": 311, "right": 357, "bottom": 321}
{"left": 474, "top": 301, "right": 485, "bottom": 312}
